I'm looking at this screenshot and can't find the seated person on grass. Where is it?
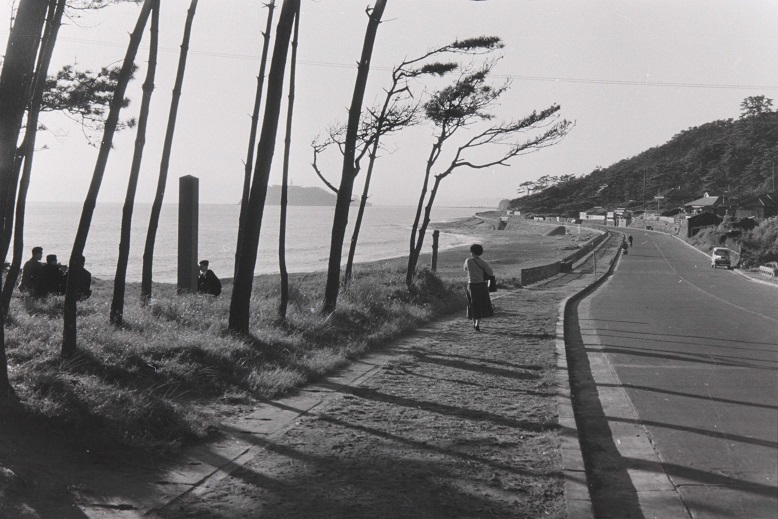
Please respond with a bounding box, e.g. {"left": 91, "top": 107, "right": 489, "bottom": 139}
{"left": 36, "top": 254, "right": 66, "bottom": 296}
{"left": 19, "top": 246, "right": 43, "bottom": 293}
{"left": 66, "top": 255, "right": 92, "bottom": 300}
{"left": 198, "top": 260, "right": 221, "bottom": 296}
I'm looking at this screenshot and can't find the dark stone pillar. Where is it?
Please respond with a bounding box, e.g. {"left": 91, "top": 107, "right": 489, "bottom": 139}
{"left": 178, "top": 175, "right": 199, "bottom": 294}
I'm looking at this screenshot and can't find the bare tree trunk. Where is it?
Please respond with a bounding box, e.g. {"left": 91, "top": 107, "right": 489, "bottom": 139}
{"left": 406, "top": 144, "right": 439, "bottom": 285}
{"left": 0, "top": 0, "right": 47, "bottom": 255}
{"left": 62, "top": 0, "right": 154, "bottom": 358}
{"left": 229, "top": 0, "right": 299, "bottom": 333}
{"left": 0, "top": 0, "right": 49, "bottom": 395}
{"left": 235, "top": 0, "right": 275, "bottom": 280}
{"left": 141, "top": 0, "right": 198, "bottom": 304}
{"left": 344, "top": 84, "right": 393, "bottom": 287}
{"left": 322, "top": 0, "right": 387, "bottom": 314}
{"left": 0, "top": 147, "right": 25, "bottom": 266}
{"left": 344, "top": 147, "right": 376, "bottom": 286}
{"left": 278, "top": 7, "right": 299, "bottom": 322}
{"left": 110, "top": 0, "right": 159, "bottom": 326}
{"left": 1, "top": 0, "right": 65, "bottom": 317}
{"left": 410, "top": 174, "right": 443, "bottom": 275}
{"left": 343, "top": 174, "right": 368, "bottom": 286}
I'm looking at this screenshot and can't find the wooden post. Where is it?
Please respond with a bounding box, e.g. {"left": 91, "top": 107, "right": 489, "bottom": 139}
{"left": 178, "top": 175, "right": 198, "bottom": 293}
{"left": 431, "top": 230, "right": 440, "bottom": 272}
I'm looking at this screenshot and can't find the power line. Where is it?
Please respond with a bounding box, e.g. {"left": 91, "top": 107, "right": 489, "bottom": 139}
{"left": 52, "top": 36, "right": 778, "bottom": 91}
{"left": 493, "top": 73, "right": 778, "bottom": 91}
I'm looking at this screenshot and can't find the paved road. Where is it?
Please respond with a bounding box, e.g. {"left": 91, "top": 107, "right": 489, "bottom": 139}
{"left": 581, "top": 231, "right": 778, "bottom": 518}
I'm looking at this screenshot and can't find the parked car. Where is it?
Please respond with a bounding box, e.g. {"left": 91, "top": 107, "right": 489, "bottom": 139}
{"left": 711, "top": 247, "right": 732, "bottom": 269}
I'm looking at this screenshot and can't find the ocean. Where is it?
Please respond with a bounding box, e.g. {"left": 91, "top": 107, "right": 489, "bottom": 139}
{"left": 18, "top": 202, "right": 480, "bottom": 283}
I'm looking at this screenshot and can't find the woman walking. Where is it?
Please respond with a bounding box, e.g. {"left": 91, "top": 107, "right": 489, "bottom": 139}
{"left": 464, "top": 243, "right": 494, "bottom": 331}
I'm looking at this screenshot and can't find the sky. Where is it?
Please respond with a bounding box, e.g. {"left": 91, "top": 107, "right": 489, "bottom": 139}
{"left": 2, "top": 0, "right": 778, "bottom": 207}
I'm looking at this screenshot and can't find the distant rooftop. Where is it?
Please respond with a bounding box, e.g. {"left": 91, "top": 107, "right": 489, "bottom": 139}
{"left": 685, "top": 195, "right": 721, "bottom": 207}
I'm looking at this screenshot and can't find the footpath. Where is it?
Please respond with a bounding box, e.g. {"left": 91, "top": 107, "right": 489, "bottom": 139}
{"left": 74, "top": 236, "right": 621, "bottom": 519}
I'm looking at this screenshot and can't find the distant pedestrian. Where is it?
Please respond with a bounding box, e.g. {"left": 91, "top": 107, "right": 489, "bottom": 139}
{"left": 198, "top": 260, "right": 221, "bottom": 296}
{"left": 464, "top": 243, "right": 494, "bottom": 332}
{"left": 19, "top": 246, "right": 43, "bottom": 293}
{"left": 628, "top": 234, "right": 633, "bottom": 247}
{"left": 36, "top": 254, "right": 66, "bottom": 296}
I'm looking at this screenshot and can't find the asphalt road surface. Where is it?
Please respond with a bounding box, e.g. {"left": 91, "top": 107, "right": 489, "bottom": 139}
{"left": 581, "top": 231, "right": 777, "bottom": 518}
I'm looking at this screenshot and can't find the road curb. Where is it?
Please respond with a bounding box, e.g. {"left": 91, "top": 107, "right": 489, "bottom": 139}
{"left": 555, "top": 231, "right": 622, "bottom": 519}
{"left": 567, "top": 230, "right": 694, "bottom": 518}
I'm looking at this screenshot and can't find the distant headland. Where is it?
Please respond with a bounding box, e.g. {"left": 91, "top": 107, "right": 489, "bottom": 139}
{"left": 264, "top": 185, "right": 365, "bottom": 206}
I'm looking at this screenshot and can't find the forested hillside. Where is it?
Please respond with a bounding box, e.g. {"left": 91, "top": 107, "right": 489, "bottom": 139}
{"left": 510, "top": 102, "right": 778, "bottom": 216}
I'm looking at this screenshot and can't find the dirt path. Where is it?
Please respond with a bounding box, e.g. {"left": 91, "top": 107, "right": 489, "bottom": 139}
{"left": 147, "top": 238, "right": 619, "bottom": 519}
{"left": 152, "top": 291, "right": 565, "bottom": 518}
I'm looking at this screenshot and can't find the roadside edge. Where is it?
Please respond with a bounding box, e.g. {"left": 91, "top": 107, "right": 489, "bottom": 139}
{"left": 555, "top": 230, "right": 621, "bottom": 519}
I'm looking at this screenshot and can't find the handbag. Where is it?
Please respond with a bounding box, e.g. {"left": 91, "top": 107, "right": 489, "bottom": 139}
{"left": 475, "top": 259, "right": 497, "bottom": 292}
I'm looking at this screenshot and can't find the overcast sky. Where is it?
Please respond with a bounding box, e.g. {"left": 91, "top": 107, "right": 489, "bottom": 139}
{"left": 3, "top": 0, "right": 777, "bottom": 207}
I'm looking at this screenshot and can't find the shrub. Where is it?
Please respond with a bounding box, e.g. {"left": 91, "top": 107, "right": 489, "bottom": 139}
{"left": 739, "top": 217, "right": 778, "bottom": 266}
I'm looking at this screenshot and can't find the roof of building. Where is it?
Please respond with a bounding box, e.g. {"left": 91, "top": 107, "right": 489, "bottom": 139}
{"left": 733, "top": 192, "right": 778, "bottom": 208}
{"left": 685, "top": 195, "right": 721, "bottom": 207}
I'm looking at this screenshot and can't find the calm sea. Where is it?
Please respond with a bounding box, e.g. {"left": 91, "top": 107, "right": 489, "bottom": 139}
{"left": 18, "top": 202, "right": 479, "bottom": 282}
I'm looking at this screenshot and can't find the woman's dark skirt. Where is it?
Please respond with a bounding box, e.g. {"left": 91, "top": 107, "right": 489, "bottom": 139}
{"left": 466, "top": 282, "right": 493, "bottom": 319}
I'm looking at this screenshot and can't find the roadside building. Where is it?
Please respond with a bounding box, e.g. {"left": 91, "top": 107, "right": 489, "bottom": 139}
{"left": 579, "top": 207, "right": 607, "bottom": 223}
{"left": 732, "top": 192, "right": 778, "bottom": 222}
{"left": 684, "top": 193, "right": 724, "bottom": 215}
{"left": 686, "top": 212, "right": 721, "bottom": 237}
{"left": 614, "top": 208, "right": 632, "bottom": 227}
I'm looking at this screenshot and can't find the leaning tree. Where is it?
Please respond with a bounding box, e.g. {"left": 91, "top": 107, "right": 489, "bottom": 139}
{"left": 0, "top": 0, "right": 66, "bottom": 318}
{"left": 312, "top": 103, "right": 418, "bottom": 286}
{"left": 322, "top": 0, "right": 387, "bottom": 315}
{"left": 313, "top": 36, "right": 503, "bottom": 287}
{"left": 110, "top": 0, "right": 160, "bottom": 326}
{"left": 0, "top": 0, "right": 49, "bottom": 396}
{"left": 0, "top": 0, "right": 132, "bottom": 318}
{"left": 229, "top": 0, "right": 300, "bottom": 333}
{"left": 406, "top": 64, "right": 572, "bottom": 285}
{"left": 235, "top": 0, "right": 275, "bottom": 279}
{"left": 277, "top": 5, "right": 300, "bottom": 322}
{"left": 62, "top": 0, "right": 155, "bottom": 357}
{"left": 141, "top": 0, "right": 199, "bottom": 304}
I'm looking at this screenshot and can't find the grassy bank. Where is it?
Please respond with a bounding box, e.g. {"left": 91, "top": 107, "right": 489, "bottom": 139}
{"left": 3, "top": 261, "right": 464, "bottom": 458}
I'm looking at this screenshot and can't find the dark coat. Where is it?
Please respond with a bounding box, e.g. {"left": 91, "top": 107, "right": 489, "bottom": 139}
{"left": 19, "top": 259, "right": 42, "bottom": 293}
{"left": 36, "top": 263, "right": 66, "bottom": 296}
{"left": 67, "top": 268, "right": 92, "bottom": 300}
{"left": 198, "top": 269, "right": 221, "bottom": 296}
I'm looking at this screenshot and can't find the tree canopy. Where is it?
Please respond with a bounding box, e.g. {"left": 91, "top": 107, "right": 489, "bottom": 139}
{"left": 511, "top": 98, "right": 778, "bottom": 216}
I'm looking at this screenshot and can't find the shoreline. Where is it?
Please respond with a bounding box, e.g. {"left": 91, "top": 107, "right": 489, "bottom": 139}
{"left": 91, "top": 216, "right": 593, "bottom": 287}
{"left": 90, "top": 215, "right": 494, "bottom": 286}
